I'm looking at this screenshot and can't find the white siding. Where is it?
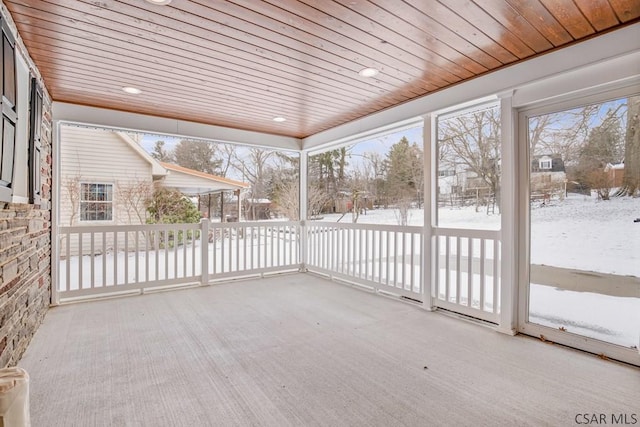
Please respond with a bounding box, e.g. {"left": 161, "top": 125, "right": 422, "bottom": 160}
{"left": 59, "top": 126, "right": 153, "bottom": 255}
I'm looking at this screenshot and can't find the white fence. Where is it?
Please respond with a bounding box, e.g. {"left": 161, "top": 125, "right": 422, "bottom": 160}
{"left": 207, "top": 221, "right": 301, "bottom": 279}
{"left": 432, "top": 228, "right": 501, "bottom": 323}
{"left": 306, "top": 222, "right": 423, "bottom": 299}
{"left": 57, "top": 220, "right": 301, "bottom": 301}
{"left": 57, "top": 220, "right": 501, "bottom": 322}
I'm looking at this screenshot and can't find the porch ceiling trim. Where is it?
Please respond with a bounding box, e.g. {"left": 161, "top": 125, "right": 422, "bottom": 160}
{"left": 52, "top": 103, "right": 302, "bottom": 151}
{"left": 302, "top": 23, "right": 640, "bottom": 151}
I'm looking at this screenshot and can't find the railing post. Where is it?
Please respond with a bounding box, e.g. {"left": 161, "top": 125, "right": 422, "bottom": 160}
{"left": 497, "top": 91, "right": 518, "bottom": 335}
{"left": 200, "top": 218, "right": 210, "bottom": 285}
{"left": 422, "top": 114, "right": 435, "bottom": 310}
{"left": 299, "top": 152, "right": 308, "bottom": 272}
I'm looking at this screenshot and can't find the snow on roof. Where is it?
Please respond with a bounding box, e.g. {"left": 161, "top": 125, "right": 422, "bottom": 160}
{"left": 245, "top": 198, "right": 271, "bottom": 204}
{"left": 160, "top": 162, "right": 250, "bottom": 188}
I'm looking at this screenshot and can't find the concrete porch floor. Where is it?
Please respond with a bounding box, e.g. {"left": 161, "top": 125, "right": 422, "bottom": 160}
{"left": 20, "top": 274, "right": 639, "bottom": 426}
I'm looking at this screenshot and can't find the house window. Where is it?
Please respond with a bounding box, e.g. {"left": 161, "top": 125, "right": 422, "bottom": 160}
{"left": 539, "top": 159, "right": 552, "bottom": 170}
{"left": 28, "top": 77, "right": 43, "bottom": 204}
{"left": 80, "top": 183, "right": 113, "bottom": 221}
{"left": 0, "top": 19, "right": 17, "bottom": 202}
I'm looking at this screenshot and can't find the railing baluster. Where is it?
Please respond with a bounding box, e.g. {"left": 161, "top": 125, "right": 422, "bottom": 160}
{"left": 467, "top": 237, "right": 472, "bottom": 307}
{"left": 90, "top": 232, "right": 95, "bottom": 288}
{"left": 135, "top": 230, "right": 140, "bottom": 283}
{"left": 124, "top": 231, "right": 129, "bottom": 286}
{"left": 103, "top": 231, "right": 107, "bottom": 286}
{"left": 455, "top": 236, "right": 461, "bottom": 304}
{"left": 445, "top": 236, "right": 450, "bottom": 302}
{"left": 493, "top": 239, "right": 499, "bottom": 313}
{"left": 480, "top": 238, "right": 486, "bottom": 311}
{"left": 434, "top": 235, "right": 440, "bottom": 300}
{"left": 65, "top": 232, "right": 71, "bottom": 292}
{"left": 78, "top": 232, "right": 83, "bottom": 290}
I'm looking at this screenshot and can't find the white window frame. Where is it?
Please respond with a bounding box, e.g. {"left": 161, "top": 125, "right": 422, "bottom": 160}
{"left": 79, "top": 182, "right": 114, "bottom": 222}
{"left": 539, "top": 159, "right": 552, "bottom": 170}
{"left": 0, "top": 18, "right": 17, "bottom": 202}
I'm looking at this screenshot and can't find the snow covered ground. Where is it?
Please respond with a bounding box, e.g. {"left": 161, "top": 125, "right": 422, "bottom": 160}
{"left": 320, "top": 194, "right": 640, "bottom": 348}
{"left": 60, "top": 193, "right": 640, "bottom": 348}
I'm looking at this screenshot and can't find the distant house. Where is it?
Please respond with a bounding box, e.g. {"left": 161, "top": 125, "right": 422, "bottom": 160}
{"left": 59, "top": 126, "right": 248, "bottom": 254}
{"left": 530, "top": 154, "right": 566, "bottom": 195}
{"left": 604, "top": 162, "right": 624, "bottom": 187}
{"left": 243, "top": 198, "right": 272, "bottom": 220}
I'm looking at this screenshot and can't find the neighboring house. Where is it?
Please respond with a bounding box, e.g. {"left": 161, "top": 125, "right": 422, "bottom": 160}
{"left": 604, "top": 162, "right": 625, "bottom": 187}
{"left": 530, "top": 154, "right": 566, "bottom": 195}
{"left": 59, "top": 126, "right": 248, "bottom": 255}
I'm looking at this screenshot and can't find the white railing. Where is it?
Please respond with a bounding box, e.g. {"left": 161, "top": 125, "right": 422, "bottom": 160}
{"left": 57, "top": 220, "right": 301, "bottom": 302}
{"left": 208, "top": 221, "right": 301, "bottom": 279}
{"left": 58, "top": 222, "right": 204, "bottom": 300}
{"left": 57, "top": 219, "right": 500, "bottom": 319}
{"left": 432, "top": 228, "right": 501, "bottom": 323}
{"left": 306, "top": 222, "right": 423, "bottom": 299}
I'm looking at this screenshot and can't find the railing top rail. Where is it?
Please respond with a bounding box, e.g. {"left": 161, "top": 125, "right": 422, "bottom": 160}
{"left": 210, "top": 220, "right": 301, "bottom": 228}
{"left": 59, "top": 223, "right": 202, "bottom": 233}
{"left": 308, "top": 221, "right": 423, "bottom": 233}
{"left": 433, "top": 227, "right": 501, "bottom": 239}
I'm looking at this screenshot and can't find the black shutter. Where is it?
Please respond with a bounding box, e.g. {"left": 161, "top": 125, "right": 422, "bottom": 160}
{"left": 28, "top": 77, "right": 43, "bottom": 204}
{"left": 0, "top": 18, "right": 16, "bottom": 202}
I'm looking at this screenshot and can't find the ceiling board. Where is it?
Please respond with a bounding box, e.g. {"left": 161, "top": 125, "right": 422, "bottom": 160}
{"left": 4, "top": 0, "right": 638, "bottom": 138}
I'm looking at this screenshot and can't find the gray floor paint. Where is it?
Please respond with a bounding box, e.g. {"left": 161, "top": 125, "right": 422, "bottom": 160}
{"left": 19, "top": 274, "right": 640, "bottom": 426}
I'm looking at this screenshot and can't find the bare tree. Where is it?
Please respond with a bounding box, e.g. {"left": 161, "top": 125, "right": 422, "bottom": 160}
{"left": 622, "top": 95, "right": 640, "bottom": 196}
{"left": 117, "top": 178, "right": 153, "bottom": 224}
{"left": 62, "top": 175, "right": 81, "bottom": 226}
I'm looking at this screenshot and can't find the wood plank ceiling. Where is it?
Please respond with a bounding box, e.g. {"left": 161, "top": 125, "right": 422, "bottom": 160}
{"left": 4, "top": 0, "right": 640, "bottom": 138}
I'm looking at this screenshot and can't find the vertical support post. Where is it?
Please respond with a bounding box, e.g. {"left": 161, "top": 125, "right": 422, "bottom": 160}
{"left": 200, "top": 218, "right": 210, "bottom": 285}
{"left": 498, "top": 92, "right": 518, "bottom": 335}
{"left": 51, "top": 121, "right": 61, "bottom": 306}
{"left": 235, "top": 189, "right": 242, "bottom": 221}
{"left": 299, "top": 151, "right": 308, "bottom": 271}
{"left": 422, "top": 114, "right": 435, "bottom": 310}
{"left": 220, "top": 191, "right": 225, "bottom": 222}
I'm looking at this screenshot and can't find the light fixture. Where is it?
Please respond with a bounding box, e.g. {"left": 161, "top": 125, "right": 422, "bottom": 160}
{"left": 358, "top": 67, "right": 379, "bottom": 77}
{"left": 145, "top": 0, "right": 172, "bottom": 5}
{"left": 272, "top": 117, "right": 286, "bottom": 122}
{"left": 122, "top": 86, "right": 142, "bottom": 94}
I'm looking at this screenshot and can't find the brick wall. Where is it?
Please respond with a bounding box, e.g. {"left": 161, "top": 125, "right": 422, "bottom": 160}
{"left": 0, "top": 4, "right": 52, "bottom": 366}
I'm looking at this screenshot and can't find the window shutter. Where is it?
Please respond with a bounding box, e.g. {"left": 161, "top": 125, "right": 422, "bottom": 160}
{"left": 0, "top": 18, "right": 16, "bottom": 202}
{"left": 28, "top": 77, "right": 43, "bottom": 204}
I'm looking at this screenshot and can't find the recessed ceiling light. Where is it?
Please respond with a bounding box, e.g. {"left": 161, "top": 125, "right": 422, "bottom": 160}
{"left": 272, "top": 117, "right": 286, "bottom": 122}
{"left": 359, "top": 67, "right": 379, "bottom": 77}
{"left": 145, "top": 0, "right": 172, "bottom": 5}
{"left": 122, "top": 86, "right": 142, "bottom": 94}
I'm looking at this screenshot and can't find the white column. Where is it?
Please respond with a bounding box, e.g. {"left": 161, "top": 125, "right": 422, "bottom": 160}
{"left": 299, "top": 152, "right": 308, "bottom": 271}
{"left": 422, "top": 114, "right": 435, "bottom": 310}
{"left": 51, "top": 121, "right": 61, "bottom": 306}
{"left": 497, "top": 92, "right": 518, "bottom": 334}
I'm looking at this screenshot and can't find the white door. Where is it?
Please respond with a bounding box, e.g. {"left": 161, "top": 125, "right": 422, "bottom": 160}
{"left": 517, "top": 90, "right": 640, "bottom": 366}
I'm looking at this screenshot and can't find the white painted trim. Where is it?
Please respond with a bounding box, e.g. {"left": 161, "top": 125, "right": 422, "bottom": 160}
{"left": 52, "top": 103, "right": 302, "bottom": 151}
{"left": 497, "top": 94, "right": 518, "bottom": 335}
{"left": 303, "top": 116, "right": 424, "bottom": 154}
{"left": 51, "top": 121, "right": 61, "bottom": 306}
{"left": 115, "top": 131, "right": 167, "bottom": 177}
{"left": 516, "top": 85, "right": 640, "bottom": 366}
{"left": 303, "top": 23, "right": 640, "bottom": 150}
{"left": 298, "top": 152, "right": 308, "bottom": 271}
{"left": 422, "top": 114, "right": 434, "bottom": 310}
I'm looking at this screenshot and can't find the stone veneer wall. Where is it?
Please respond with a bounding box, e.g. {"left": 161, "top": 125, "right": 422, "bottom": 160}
{"left": 0, "top": 3, "right": 52, "bottom": 367}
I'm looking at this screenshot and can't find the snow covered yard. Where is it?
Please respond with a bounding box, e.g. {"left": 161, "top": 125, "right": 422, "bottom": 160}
{"left": 59, "top": 194, "right": 639, "bottom": 347}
